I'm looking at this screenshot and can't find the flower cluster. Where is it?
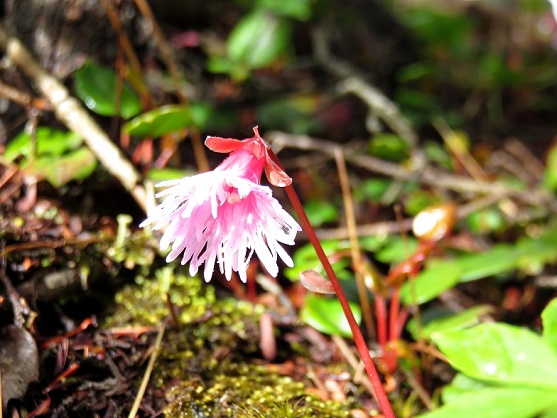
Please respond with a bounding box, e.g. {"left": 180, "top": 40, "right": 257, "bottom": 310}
{"left": 141, "top": 127, "right": 300, "bottom": 282}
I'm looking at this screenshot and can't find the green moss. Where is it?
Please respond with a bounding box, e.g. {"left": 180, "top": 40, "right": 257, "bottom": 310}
{"left": 104, "top": 267, "right": 353, "bottom": 417}
{"left": 164, "top": 363, "right": 350, "bottom": 418}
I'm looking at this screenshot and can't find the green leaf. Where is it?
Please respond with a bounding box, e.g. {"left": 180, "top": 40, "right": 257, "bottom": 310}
{"left": 73, "top": 62, "right": 141, "bottom": 118}
{"left": 47, "top": 148, "right": 97, "bottom": 186}
{"left": 541, "top": 406, "right": 557, "bottom": 418}
{"left": 544, "top": 144, "right": 557, "bottom": 192}
{"left": 227, "top": 10, "right": 291, "bottom": 69}
{"left": 368, "top": 133, "right": 409, "bottom": 162}
{"left": 407, "top": 305, "right": 492, "bottom": 340}
{"left": 257, "top": 0, "right": 312, "bottom": 20}
{"left": 355, "top": 178, "right": 391, "bottom": 202}
{"left": 431, "top": 323, "right": 557, "bottom": 389}
{"left": 418, "top": 387, "right": 557, "bottom": 418}
{"left": 146, "top": 168, "right": 194, "bottom": 182}
{"left": 465, "top": 207, "right": 506, "bottom": 234}
{"left": 441, "top": 373, "right": 491, "bottom": 402}
{"left": 454, "top": 245, "right": 517, "bottom": 282}
{"left": 400, "top": 260, "right": 461, "bottom": 305}
{"left": 285, "top": 240, "right": 350, "bottom": 282}
{"left": 123, "top": 105, "right": 194, "bottom": 138}
{"left": 542, "top": 298, "right": 557, "bottom": 356}
{"left": 516, "top": 231, "right": 557, "bottom": 275}
{"left": 5, "top": 128, "right": 82, "bottom": 161}
{"left": 300, "top": 295, "right": 361, "bottom": 337}
{"left": 23, "top": 147, "right": 96, "bottom": 187}
{"left": 375, "top": 237, "right": 418, "bottom": 264}
{"left": 303, "top": 199, "right": 338, "bottom": 227}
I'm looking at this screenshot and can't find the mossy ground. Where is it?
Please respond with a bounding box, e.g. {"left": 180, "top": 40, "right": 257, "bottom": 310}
{"left": 104, "top": 268, "right": 353, "bottom": 417}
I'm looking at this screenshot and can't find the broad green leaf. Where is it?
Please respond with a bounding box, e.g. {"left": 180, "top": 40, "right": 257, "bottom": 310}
{"left": 407, "top": 305, "right": 492, "bottom": 339}
{"left": 285, "top": 240, "right": 350, "bottom": 282}
{"left": 257, "top": 0, "right": 312, "bottom": 20}
{"left": 73, "top": 62, "right": 141, "bottom": 118}
{"left": 418, "top": 387, "right": 557, "bottom": 418}
{"left": 5, "top": 128, "right": 81, "bottom": 161}
{"left": 303, "top": 199, "right": 337, "bottom": 227}
{"left": 227, "top": 10, "right": 290, "bottom": 69}
{"left": 431, "top": 323, "right": 557, "bottom": 388}
{"left": 454, "top": 245, "right": 517, "bottom": 282}
{"left": 300, "top": 295, "right": 361, "bottom": 338}
{"left": 542, "top": 298, "right": 557, "bottom": 356}
{"left": 48, "top": 148, "right": 97, "bottom": 186}
{"left": 541, "top": 407, "right": 557, "bottom": 418}
{"left": 516, "top": 230, "right": 557, "bottom": 275}
{"left": 355, "top": 178, "right": 391, "bottom": 202}
{"left": 375, "top": 237, "right": 418, "bottom": 264}
{"left": 400, "top": 260, "right": 461, "bottom": 305}
{"left": 123, "top": 105, "right": 194, "bottom": 138}
{"left": 24, "top": 148, "right": 97, "bottom": 187}
{"left": 441, "top": 373, "right": 491, "bottom": 403}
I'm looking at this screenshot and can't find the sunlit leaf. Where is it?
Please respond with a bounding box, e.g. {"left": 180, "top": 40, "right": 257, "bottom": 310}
{"left": 227, "top": 10, "right": 290, "bottom": 69}
{"left": 407, "top": 305, "right": 492, "bottom": 340}
{"left": 257, "top": 0, "right": 312, "bottom": 20}
{"left": 375, "top": 237, "right": 418, "bottom": 264}
{"left": 454, "top": 245, "right": 517, "bottom": 282}
{"left": 146, "top": 168, "right": 194, "bottom": 182}
{"left": 542, "top": 298, "right": 557, "bottom": 356}
{"left": 418, "top": 387, "right": 557, "bottom": 418}
{"left": 123, "top": 105, "right": 194, "bottom": 138}
{"left": 51, "top": 148, "right": 97, "bottom": 186}
{"left": 303, "top": 199, "right": 337, "bottom": 227}
{"left": 400, "top": 259, "right": 461, "bottom": 305}
{"left": 73, "top": 62, "right": 141, "bottom": 118}
{"left": 431, "top": 323, "right": 557, "bottom": 388}
{"left": 516, "top": 230, "right": 557, "bottom": 275}
{"left": 465, "top": 207, "right": 506, "bottom": 234}
{"left": 286, "top": 241, "right": 351, "bottom": 282}
{"left": 5, "top": 128, "right": 82, "bottom": 161}
{"left": 368, "top": 133, "right": 409, "bottom": 162}
{"left": 300, "top": 295, "right": 361, "bottom": 337}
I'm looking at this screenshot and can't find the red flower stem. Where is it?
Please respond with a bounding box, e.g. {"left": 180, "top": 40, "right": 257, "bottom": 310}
{"left": 375, "top": 294, "right": 388, "bottom": 347}
{"left": 389, "top": 288, "right": 401, "bottom": 341}
{"left": 283, "top": 183, "right": 395, "bottom": 418}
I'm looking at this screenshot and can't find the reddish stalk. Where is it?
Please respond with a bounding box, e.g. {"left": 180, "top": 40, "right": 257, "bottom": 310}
{"left": 375, "top": 294, "right": 388, "bottom": 347}
{"left": 282, "top": 182, "right": 395, "bottom": 417}
{"left": 389, "top": 288, "right": 401, "bottom": 341}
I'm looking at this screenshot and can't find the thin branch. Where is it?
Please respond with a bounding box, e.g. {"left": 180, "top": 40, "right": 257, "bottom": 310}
{"left": 334, "top": 147, "right": 376, "bottom": 340}
{"left": 0, "top": 24, "right": 148, "bottom": 212}
{"left": 268, "top": 131, "right": 557, "bottom": 211}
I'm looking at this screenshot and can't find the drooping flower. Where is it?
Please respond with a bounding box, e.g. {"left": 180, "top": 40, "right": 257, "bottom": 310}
{"left": 141, "top": 127, "right": 301, "bottom": 282}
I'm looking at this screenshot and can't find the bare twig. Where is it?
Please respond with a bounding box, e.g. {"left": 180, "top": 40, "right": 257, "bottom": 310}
{"left": 312, "top": 26, "right": 426, "bottom": 170}
{"left": 269, "top": 131, "right": 557, "bottom": 211}
{"left": 0, "top": 82, "right": 51, "bottom": 110}
{"left": 334, "top": 147, "right": 375, "bottom": 340}
{"left": 0, "top": 24, "right": 148, "bottom": 212}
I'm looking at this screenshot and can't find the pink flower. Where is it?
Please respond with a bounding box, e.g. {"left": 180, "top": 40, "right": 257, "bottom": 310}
{"left": 141, "top": 127, "right": 301, "bottom": 282}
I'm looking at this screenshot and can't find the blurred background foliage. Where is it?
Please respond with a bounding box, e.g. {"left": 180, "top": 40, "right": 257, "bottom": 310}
{"left": 3, "top": 0, "right": 557, "bottom": 416}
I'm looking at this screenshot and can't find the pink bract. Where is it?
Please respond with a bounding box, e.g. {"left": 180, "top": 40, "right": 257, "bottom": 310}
{"left": 141, "top": 129, "right": 301, "bottom": 282}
